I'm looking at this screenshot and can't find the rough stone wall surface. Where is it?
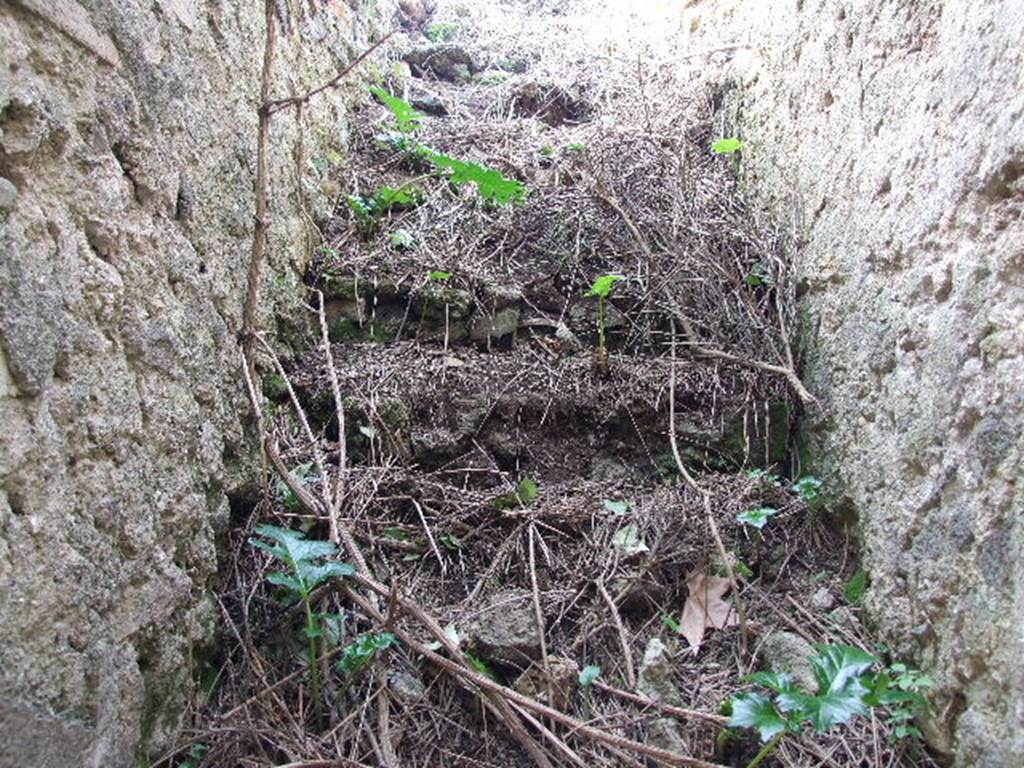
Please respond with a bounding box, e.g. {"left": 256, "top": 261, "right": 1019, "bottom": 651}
{"left": 682, "top": 1, "right": 1023, "bottom": 765}
{"left": 0, "top": 1, "right": 384, "bottom": 765}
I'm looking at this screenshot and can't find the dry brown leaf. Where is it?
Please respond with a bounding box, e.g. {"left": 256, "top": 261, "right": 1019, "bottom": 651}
{"left": 679, "top": 567, "right": 737, "bottom": 654}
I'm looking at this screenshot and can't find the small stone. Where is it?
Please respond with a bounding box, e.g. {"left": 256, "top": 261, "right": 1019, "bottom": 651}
{"left": 810, "top": 587, "right": 836, "bottom": 611}
{"left": 0, "top": 177, "right": 18, "bottom": 211}
{"left": 638, "top": 637, "right": 682, "bottom": 707}
{"left": 389, "top": 670, "right": 425, "bottom": 702}
{"left": 514, "top": 656, "right": 578, "bottom": 710}
{"left": 467, "top": 591, "right": 541, "bottom": 667}
{"left": 410, "top": 92, "right": 448, "bottom": 116}
{"left": 470, "top": 306, "right": 520, "bottom": 342}
{"left": 828, "top": 606, "right": 859, "bottom": 633}
{"left": 647, "top": 717, "right": 689, "bottom": 755}
{"left": 759, "top": 631, "right": 818, "bottom": 693}
{"left": 404, "top": 45, "right": 480, "bottom": 84}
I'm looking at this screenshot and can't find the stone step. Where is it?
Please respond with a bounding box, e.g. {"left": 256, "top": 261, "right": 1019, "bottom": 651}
{"left": 287, "top": 339, "right": 790, "bottom": 481}
{"left": 318, "top": 269, "right": 632, "bottom": 351}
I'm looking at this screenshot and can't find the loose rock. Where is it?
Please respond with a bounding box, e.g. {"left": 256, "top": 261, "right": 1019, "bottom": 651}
{"left": 758, "top": 631, "right": 818, "bottom": 693}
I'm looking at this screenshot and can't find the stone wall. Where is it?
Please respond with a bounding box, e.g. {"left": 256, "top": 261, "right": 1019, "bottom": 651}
{"left": 681, "top": 1, "right": 1023, "bottom": 764}
{"left": 0, "top": 1, "right": 385, "bottom": 765}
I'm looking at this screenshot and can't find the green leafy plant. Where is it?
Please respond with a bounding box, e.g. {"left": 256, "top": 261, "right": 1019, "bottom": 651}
{"left": 428, "top": 151, "right": 526, "bottom": 204}
{"left": 389, "top": 228, "right": 416, "bottom": 249}
{"left": 250, "top": 525, "right": 354, "bottom": 709}
{"left": 792, "top": 475, "right": 823, "bottom": 503}
{"left": 579, "top": 665, "right": 601, "bottom": 687}
{"left": 844, "top": 570, "right": 867, "bottom": 604}
{"left": 370, "top": 85, "right": 424, "bottom": 132}
{"left": 337, "top": 631, "right": 398, "bottom": 676}
{"left": 369, "top": 88, "right": 526, "bottom": 205}
{"left": 728, "top": 644, "right": 928, "bottom": 766}
{"left": 275, "top": 463, "right": 313, "bottom": 510}
{"left": 426, "top": 21, "right": 459, "bottom": 42}
{"left": 746, "top": 468, "right": 782, "bottom": 487}
{"left": 881, "top": 663, "right": 934, "bottom": 740}
{"left": 585, "top": 274, "right": 625, "bottom": 354}
{"left": 661, "top": 614, "right": 682, "bottom": 633}
{"left": 712, "top": 137, "right": 743, "bottom": 154}
{"left": 427, "top": 270, "right": 452, "bottom": 282}
{"left": 496, "top": 476, "right": 540, "bottom": 509}
{"left": 602, "top": 499, "right": 629, "bottom": 515}
{"left": 348, "top": 185, "right": 423, "bottom": 236}
{"left": 438, "top": 532, "right": 462, "bottom": 551}
{"left": 179, "top": 743, "right": 207, "bottom": 768}
{"left": 465, "top": 652, "right": 497, "bottom": 680}
{"left": 737, "top": 506, "right": 779, "bottom": 530}
{"left": 744, "top": 261, "right": 774, "bottom": 287}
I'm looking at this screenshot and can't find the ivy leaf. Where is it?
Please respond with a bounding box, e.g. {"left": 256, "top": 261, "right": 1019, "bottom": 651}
{"left": 736, "top": 506, "right": 779, "bottom": 530}
{"left": 812, "top": 643, "right": 877, "bottom": 696}
{"left": 611, "top": 523, "right": 649, "bottom": 556}
{"left": 778, "top": 686, "right": 869, "bottom": 733}
{"left": 369, "top": 86, "right": 424, "bottom": 133}
{"left": 579, "top": 665, "right": 601, "bottom": 687}
{"left": 774, "top": 644, "right": 876, "bottom": 732}
{"left": 743, "top": 671, "right": 798, "bottom": 694}
{"left": 792, "top": 475, "right": 823, "bottom": 502}
{"left": 603, "top": 499, "right": 629, "bottom": 515}
{"left": 729, "top": 692, "right": 790, "bottom": 742}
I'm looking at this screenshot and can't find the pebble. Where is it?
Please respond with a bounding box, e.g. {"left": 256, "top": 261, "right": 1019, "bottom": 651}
{"left": 0, "top": 177, "right": 18, "bottom": 211}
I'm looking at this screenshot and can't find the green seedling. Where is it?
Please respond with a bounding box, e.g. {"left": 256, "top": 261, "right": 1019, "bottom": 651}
{"left": 426, "top": 21, "right": 459, "bottom": 42}
{"left": 728, "top": 644, "right": 929, "bottom": 766}
{"left": 389, "top": 228, "right": 416, "bottom": 249}
{"left": 348, "top": 185, "right": 423, "bottom": 237}
{"left": 737, "top": 506, "right": 779, "bottom": 530}
{"left": 579, "top": 665, "right": 601, "bottom": 687}
{"left": 250, "top": 525, "right": 354, "bottom": 710}
{"left": 337, "top": 632, "right": 398, "bottom": 676}
{"left": 744, "top": 261, "right": 773, "bottom": 287}
{"left": 275, "top": 463, "right": 313, "bottom": 510}
{"left": 465, "top": 652, "right": 497, "bottom": 680}
{"left": 844, "top": 570, "right": 867, "bottom": 604}
{"left": 427, "top": 270, "right": 452, "bottom": 282}
{"left": 792, "top": 475, "right": 823, "bottom": 503}
{"left": 602, "top": 499, "right": 629, "bottom": 515}
{"left": 746, "top": 468, "right": 782, "bottom": 487}
{"left": 584, "top": 274, "right": 625, "bottom": 355}
{"left": 712, "top": 137, "right": 743, "bottom": 154}
{"left": 496, "top": 476, "right": 540, "bottom": 509}
{"left": 428, "top": 151, "right": 526, "bottom": 204}
{"left": 179, "top": 743, "right": 207, "bottom": 768}
{"left": 370, "top": 85, "right": 424, "bottom": 133}
{"left": 438, "top": 532, "right": 462, "bottom": 551}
